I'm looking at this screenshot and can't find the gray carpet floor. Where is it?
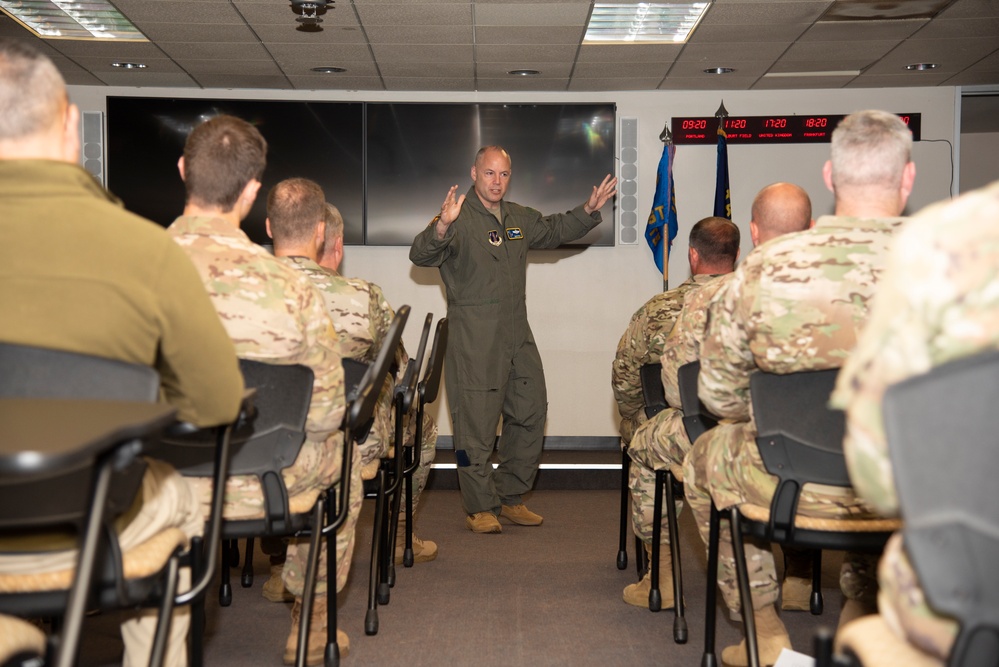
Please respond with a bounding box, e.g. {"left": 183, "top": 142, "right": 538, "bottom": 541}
{"left": 78, "top": 488, "right": 847, "bottom": 666}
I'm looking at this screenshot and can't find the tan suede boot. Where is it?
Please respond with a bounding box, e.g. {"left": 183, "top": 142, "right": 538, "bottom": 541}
{"left": 623, "top": 543, "right": 674, "bottom": 609}
{"left": 283, "top": 596, "right": 349, "bottom": 665}
{"left": 394, "top": 523, "right": 438, "bottom": 564}
{"left": 720, "top": 604, "right": 791, "bottom": 667}
{"left": 262, "top": 563, "right": 294, "bottom": 603}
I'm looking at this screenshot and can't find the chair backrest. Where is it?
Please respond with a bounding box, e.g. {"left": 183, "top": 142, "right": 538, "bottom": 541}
{"left": 419, "top": 318, "right": 448, "bottom": 406}
{"left": 883, "top": 349, "right": 999, "bottom": 667}
{"left": 394, "top": 313, "right": 433, "bottom": 415}
{"left": 347, "top": 305, "right": 410, "bottom": 434}
{"left": 0, "top": 343, "right": 154, "bottom": 533}
{"left": 640, "top": 362, "right": 667, "bottom": 419}
{"left": 677, "top": 361, "right": 719, "bottom": 444}
{"left": 0, "top": 342, "right": 159, "bottom": 402}
{"left": 749, "top": 368, "right": 847, "bottom": 540}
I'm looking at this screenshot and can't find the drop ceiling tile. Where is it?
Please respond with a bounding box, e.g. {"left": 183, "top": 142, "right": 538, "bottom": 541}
{"left": 70, "top": 56, "right": 184, "bottom": 73}
{"left": 476, "top": 44, "right": 578, "bottom": 62}
{"left": 135, "top": 22, "right": 259, "bottom": 42}
{"left": 280, "top": 60, "right": 381, "bottom": 76}
{"left": 659, "top": 75, "right": 761, "bottom": 90}
{"left": 753, "top": 74, "right": 855, "bottom": 88}
{"left": 865, "top": 37, "right": 998, "bottom": 73}
{"left": 363, "top": 25, "right": 472, "bottom": 44}
{"left": 115, "top": 1, "right": 246, "bottom": 24}
{"left": 576, "top": 44, "right": 683, "bottom": 64}
{"left": 799, "top": 19, "right": 927, "bottom": 40}
{"left": 678, "top": 41, "right": 790, "bottom": 62}
{"left": 381, "top": 76, "right": 476, "bottom": 91}
{"left": 251, "top": 24, "right": 367, "bottom": 43}
{"left": 474, "top": 3, "right": 591, "bottom": 26}
{"left": 690, "top": 22, "right": 809, "bottom": 42}
{"left": 378, "top": 61, "right": 473, "bottom": 77}
{"left": 157, "top": 42, "right": 272, "bottom": 61}
{"left": 477, "top": 61, "right": 572, "bottom": 77}
{"left": 766, "top": 59, "right": 870, "bottom": 73}
{"left": 701, "top": 2, "right": 830, "bottom": 25}
{"left": 178, "top": 59, "right": 284, "bottom": 76}
{"left": 195, "top": 73, "right": 294, "bottom": 89}
{"left": 95, "top": 71, "right": 201, "bottom": 87}
{"left": 943, "top": 69, "right": 999, "bottom": 86}
{"left": 475, "top": 26, "right": 584, "bottom": 45}
{"left": 669, "top": 60, "right": 774, "bottom": 77}
{"left": 267, "top": 43, "right": 375, "bottom": 63}
{"left": 572, "top": 61, "right": 669, "bottom": 78}
{"left": 914, "top": 16, "right": 999, "bottom": 38}
{"left": 355, "top": 3, "right": 472, "bottom": 25}
{"left": 475, "top": 76, "right": 570, "bottom": 91}
{"left": 782, "top": 39, "right": 902, "bottom": 60}
{"left": 848, "top": 71, "right": 957, "bottom": 87}
{"left": 567, "top": 77, "right": 665, "bottom": 91}
{"left": 371, "top": 43, "right": 474, "bottom": 62}
{"left": 287, "top": 75, "right": 387, "bottom": 90}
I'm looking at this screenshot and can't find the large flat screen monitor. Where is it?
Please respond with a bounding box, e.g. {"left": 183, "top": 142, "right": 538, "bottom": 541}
{"left": 106, "top": 99, "right": 616, "bottom": 247}
{"left": 365, "top": 102, "right": 616, "bottom": 246}
{"left": 106, "top": 97, "right": 364, "bottom": 245}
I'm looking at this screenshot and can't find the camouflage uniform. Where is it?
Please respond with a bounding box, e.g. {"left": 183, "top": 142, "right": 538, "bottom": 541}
{"left": 168, "top": 216, "right": 357, "bottom": 596}
{"left": 627, "top": 274, "right": 731, "bottom": 543}
{"left": 683, "top": 216, "right": 905, "bottom": 613}
{"left": 612, "top": 275, "right": 713, "bottom": 445}
{"left": 281, "top": 256, "right": 438, "bottom": 506}
{"left": 831, "top": 184, "right": 999, "bottom": 657}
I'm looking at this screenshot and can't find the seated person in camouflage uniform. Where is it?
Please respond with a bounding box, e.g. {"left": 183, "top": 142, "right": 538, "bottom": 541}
{"left": 266, "top": 178, "right": 439, "bottom": 568}
{"left": 624, "top": 184, "right": 813, "bottom": 611}
{"left": 611, "top": 216, "right": 740, "bottom": 607}
{"left": 832, "top": 180, "right": 999, "bottom": 660}
{"left": 0, "top": 39, "right": 244, "bottom": 667}
{"left": 166, "top": 117, "right": 356, "bottom": 665}
{"left": 683, "top": 109, "right": 917, "bottom": 666}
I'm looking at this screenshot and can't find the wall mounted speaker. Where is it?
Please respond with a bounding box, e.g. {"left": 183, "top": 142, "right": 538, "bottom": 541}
{"left": 80, "top": 111, "right": 104, "bottom": 186}
{"left": 618, "top": 117, "right": 639, "bottom": 244}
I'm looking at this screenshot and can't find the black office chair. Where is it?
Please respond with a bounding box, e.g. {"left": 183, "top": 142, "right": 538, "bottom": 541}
{"left": 0, "top": 342, "right": 241, "bottom": 667}
{"left": 821, "top": 349, "right": 999, "bottom": 667}
{"left": 617, "top": 363, "right": 668, "bottom": 577}
{"left": 363, "top": 312, "right": 432, "bottom": 636}
{"left": 700, "top": 368, "right": 900, "bottom": 667}
{"left": 397, "top": 317, "right": 448, "bottom": 568}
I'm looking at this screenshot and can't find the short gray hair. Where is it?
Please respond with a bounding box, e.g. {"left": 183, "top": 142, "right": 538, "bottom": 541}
{"left": 830, "top": 110, "right": 912, "bottom": 191}
{"left": 0, "top": 38, "right": 67, "bottom": 141}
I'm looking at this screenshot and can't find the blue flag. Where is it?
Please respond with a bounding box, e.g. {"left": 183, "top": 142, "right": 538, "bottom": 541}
{"left": 713, "top": 124, "right": 731, "bottom": 220}
{"left": 645, "top": 142, "right": 679, "bottom": 275}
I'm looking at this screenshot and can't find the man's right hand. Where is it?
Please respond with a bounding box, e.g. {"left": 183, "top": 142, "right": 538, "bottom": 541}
{"left": 435, "top": 184, "right": 465, "bottom": 239}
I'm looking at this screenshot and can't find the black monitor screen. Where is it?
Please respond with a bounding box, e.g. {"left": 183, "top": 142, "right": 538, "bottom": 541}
{"left": 106, "top": 97, "right": 364, "bottom": 245}
{"left": 365, "top": 102, "right": 616, "bottom": 246}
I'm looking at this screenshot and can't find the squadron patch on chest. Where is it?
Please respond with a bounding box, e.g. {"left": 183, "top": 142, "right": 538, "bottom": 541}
{"left": 506, "top": 227, "right": 524, "bottom": 240}
{"left": 488, "top": 230, "right": 503, "bottom": 246}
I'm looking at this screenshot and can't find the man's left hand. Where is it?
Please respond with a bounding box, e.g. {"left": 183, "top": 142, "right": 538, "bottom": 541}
{"left": 584, "top": 174, "right": 618, "bottom": 215}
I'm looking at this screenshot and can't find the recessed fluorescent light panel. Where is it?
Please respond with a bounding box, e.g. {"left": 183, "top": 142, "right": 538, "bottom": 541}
{"left": 0, "top": 1, "right": 147, "bottom": 40}
{"left": 584, "top": 2, "right": 710, "bottom": 44}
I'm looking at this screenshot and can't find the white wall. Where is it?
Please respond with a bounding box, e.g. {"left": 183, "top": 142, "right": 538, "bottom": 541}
{"left": 69, "top": 84, "right": 960, "bottom": 438}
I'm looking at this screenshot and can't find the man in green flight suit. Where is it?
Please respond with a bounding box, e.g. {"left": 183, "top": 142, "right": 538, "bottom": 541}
{"left": 410, "top": 145, "right": 617, "bottom": 533}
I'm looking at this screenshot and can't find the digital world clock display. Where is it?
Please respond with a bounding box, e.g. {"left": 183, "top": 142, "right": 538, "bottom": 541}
{"left": 670, "top": 113, "right": 921, "bottom": 145}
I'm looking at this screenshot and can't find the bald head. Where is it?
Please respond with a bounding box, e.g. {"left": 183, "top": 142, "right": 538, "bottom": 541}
{"left": 688, "top": 216, "right": 740, "bottom": 275}
{"left": 0, "top": 38, "right": 77, "bottom": 162}
{"left": 750, "top": 182, "right": 813, "bottom": 245}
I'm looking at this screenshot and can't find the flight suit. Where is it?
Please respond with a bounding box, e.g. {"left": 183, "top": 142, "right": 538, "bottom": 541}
{"left": 410, "top": 186, "right": 601, "bottom": 515}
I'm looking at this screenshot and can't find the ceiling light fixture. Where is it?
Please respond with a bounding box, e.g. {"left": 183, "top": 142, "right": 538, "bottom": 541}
{"left": 704, "top": 67, "right": 734, "bottom": 74}
{"left": 0, "top": 0, "right": 147, "bottom": 40}
{"left": 291, "top": 0, "right": 330, "bottom": 31}
{"left": 110, "top": 61, "right": 146, "bottom": 69}
{"left": 584, "top": 2, "right": 710, "bottom": 44}
{"left": 311, "top": 66, "right": 346, "bottom": 73}
{"left": 905, "top": 63, "right": 939, "bottom": 71}
{"left": 508, "top": 69, "right": 541, "bottom": 77}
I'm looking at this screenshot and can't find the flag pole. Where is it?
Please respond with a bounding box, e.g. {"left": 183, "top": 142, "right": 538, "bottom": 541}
{"left": 660, "top": 121, "right": 673, "bottom": 292}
